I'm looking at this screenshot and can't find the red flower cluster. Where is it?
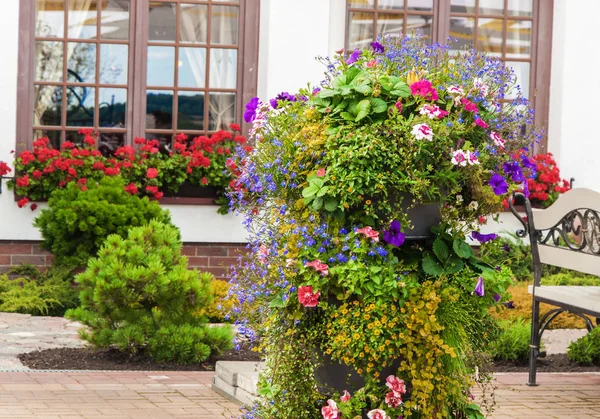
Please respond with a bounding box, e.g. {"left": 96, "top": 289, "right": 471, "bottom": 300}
{"left": 0, "top": 161, "right": 12, "bottom": 176}
{"left": 527, "top": 153, "right": 570, "bottom": 207}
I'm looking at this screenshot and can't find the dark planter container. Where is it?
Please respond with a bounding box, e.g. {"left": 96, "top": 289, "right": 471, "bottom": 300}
{"left": 399, "top": 193, "right": 442, "bottom": 240}
{"left": 163, "top": 183, "right": 219, "bottom": 198}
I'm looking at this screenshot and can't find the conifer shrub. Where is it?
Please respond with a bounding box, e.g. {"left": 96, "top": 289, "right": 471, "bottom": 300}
{"left": 34, "top": 176, "right": 172, "bottom": 266}
{"left": 66, "top": 220, "right": 234, "bottom": 364}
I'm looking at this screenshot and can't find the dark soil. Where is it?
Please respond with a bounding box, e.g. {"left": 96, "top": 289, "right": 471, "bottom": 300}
{"left": 492, "top": 353, "right": 600, "bottom": 373}
{"left": 18, "top": 344, "right": 263, "bottom": 371}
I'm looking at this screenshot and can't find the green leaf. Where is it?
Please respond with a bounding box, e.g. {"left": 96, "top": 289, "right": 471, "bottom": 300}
{"left": 379, "top": 75, "right": 400, "bottom": 91}
{"left": 370, "top": 97, "right": 388, "bottom": 113}
{"left": 340, "top": 86, "right": 354, "bottom": 96}
{"left": 345, "top": 66, "right": 361, "bottom": 83}
{"left": 340, "top": 112, "right": 356, "bottom": 121}
{"left": 269, "top": 295, "right": 287, "bottom": 308}
{"left": 355, "top": 99, "right": 371, "bottom": 122}
{"left": 312, "top": 197, "right": 324, "bottom": 210}
{"left": 316, "top": 186, "right": 330, "bottom": 197}
{"left": 390, "top": 81, "right": 411, "bottom": 97}
{"left": 318, "top": 88, "right": 337, "bottom": 98}
{"left": 433, "top": 239, "right": 450, "bottom": 263}
{"left": 332, "top": 74, "right": 347, "bottom": 89}
{"left": 422, "top": 254, "right": 444, "bottom": 276}
{"left": 354, "top": 84, "right": 373, "bottom": 95}
{"left": 453, "top": 239, "right": 474, "bottom": 259}
{"left": 334, "top": 101, "right": 348, "bottom": 112}
{"left": 445, "top": 257, "right": 465, "bottom": 274}
{"left": 302, "top": 184, "right": 320, "bottom": 199}
{"left": 324, "top": 197, "right": 338, "bottom": 212}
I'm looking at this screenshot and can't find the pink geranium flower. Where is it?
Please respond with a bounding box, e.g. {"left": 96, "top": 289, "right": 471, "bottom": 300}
{"left": 356, "top": 226, "right": 380, "bottom": 242}
{"left": 367, "top": 409, "right": 390, "bottom": 419}
{"left": 340, "top": 390, "right": 351, "bottom": 402}
{"left": 298, "top": 285, "right": 321, "bottom": 308}
{"left": 321, "top": 399, "right": 339, "bottom": 419}
{"left": 386, "top": 375, "right": 407, "bottom": 396}
{"left": 305, "top": 259, "right": 329, "bottom": 275}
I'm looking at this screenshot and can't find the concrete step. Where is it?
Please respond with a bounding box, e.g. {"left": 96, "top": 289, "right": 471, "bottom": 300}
{"left": 212, "top": 361, "right": 264, "bottom": 406}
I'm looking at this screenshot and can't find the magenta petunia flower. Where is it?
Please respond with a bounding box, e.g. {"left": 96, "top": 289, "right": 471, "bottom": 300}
{"left": 244, "top": 97, "right": 260, "bottom": 123}
{"left": 371, "top": 41, "right": 384, "bottom": 53}
{"left": 410, "top": 80, "right": 439, "bottom": 101}
{"left": 346, "top": 48, "right": 361, "bottom": 65}
{"left": 383, "top": 220, "right": 406, "bottom": 247}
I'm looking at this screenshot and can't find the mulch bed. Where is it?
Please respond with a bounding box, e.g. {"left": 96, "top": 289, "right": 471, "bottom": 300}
{"left": 492, "top": 354, "right": 600, "bottom": 373}
{"left": 18, "top": 345, "right": 263, "bottom": 371}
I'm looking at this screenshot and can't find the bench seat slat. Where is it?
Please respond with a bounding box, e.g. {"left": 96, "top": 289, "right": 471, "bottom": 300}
{"left": 528, "top": 285, "right": 600, "bottom": 318}
{"left": 538, "top": 245, "right": 600, "bottom": 277}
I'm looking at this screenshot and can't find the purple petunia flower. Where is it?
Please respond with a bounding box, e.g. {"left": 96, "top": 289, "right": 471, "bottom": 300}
{"left": 503, "top": 161, "right": 524, "bottom": 183}
{"left": 503, "top": 300, "right": 515, "bottom": 309}
{"left": 383, "top": 220, "right": 406, "bottom": 247}
{"left": 371, "top": 41, "right": 384, "bottom": 53}
{"left": 489, "top": 172, "right": 508, "bottom": 195}
{"left": 473, "top": 277, "right": 485, "bottom": 297}
{"left": 493, "top": 293, "right": 501, "bottom": 303}
{"left": 471, "top": 231, "right": 498, "bottom": 243}
{"left": 244, "top": 97, "right": 260, "bottom": 123}
{"left": 346, "top": 48, "right": 361, "bottom": 65}
{"left": 270, "top": 92, "right": 297, "bottom": 109}
{"left": 521, "top": 155, "right": 536, "bottom": 172}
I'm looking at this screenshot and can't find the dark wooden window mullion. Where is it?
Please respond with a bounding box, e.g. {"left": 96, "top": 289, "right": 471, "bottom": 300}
{"left": 205, "top": 1, "right": 212, "bottom": 133}
{"left": 173, "top": 2, "right": 181, "bottom": 133}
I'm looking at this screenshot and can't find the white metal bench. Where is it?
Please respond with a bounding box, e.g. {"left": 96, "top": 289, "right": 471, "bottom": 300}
{"left": 509, "top": 188, "right": 600, "bottom": 386}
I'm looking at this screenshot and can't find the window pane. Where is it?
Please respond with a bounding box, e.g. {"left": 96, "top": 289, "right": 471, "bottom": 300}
{"left": 377, "top": 13, "right": 404, "bottom": 39}
{"left": 66, "top": 85, "right": 95, "bottom": 126}
{"left": 67, "top": 42, "right": 96, "bottom": 83}
{"left": 506, "top": 20, "right": 532, "bottom": 59}
{"left": 450, "top": 0, "right": 476, "bottom": 14}
{"left": 99, "top": 88, "right": 127, "bottom": 128}
{"left": 348, "top": 0, "right": 374, "bottom": 7}
{"left": 505, "top": 61, "right": 530, "bottom": 99}
{"left": 209, "top": 93, "right": 235, "bottom": 131}
{"left": 508, "top": 0, "right": 533, "bottom": 17}
{"left": 68, "top": 0, "right": 97, "bottom": 39}
{"left": 147, "top": 46, "right": 175, "bottom": 87}
{"left": 449, "top": 17, "right": 475, "bottom": 50}
{"left": 407, "top": 13, "right": 432, "bottom": 38}
{"left": 479, "top": 0, "right": 504, "bottom": 15}
{"left": 34, "top": 85, "right": 62, "bottom": 126}
{"left": 36, "top": 0, "right": 65, "bottom": 38}
{"left": 211, "top": 6, "right": 239, "bottom": 45}
{"left": 146, "top": 90, "right": 174, "bottom": 129}
{"left": 377, "top": 0, "right": 403, "bottom": 11}
{"left": 99, "top": 132, "right": 125, "bottom": 156}
{"left": 35, "top": 41, "right": 64, "bottom": 82}
{"left": 348, "top": 12, "right": 374, "bottom": 51}
{"left": 178, "top": 92, "right": 205, "bottom": 131}
{"left": 181, "top": 4, "right": 208, "bottom": 44}
{"left": 477, "top": 18, "right": 503, "bottom": 57}
{"left": 100, "top": 44, "right": 129, "bottom": 85}
{"left": 209, "top": 49, "right": 237, "bottom": 89}
{"left": 34, "top": 129, "right": 62, "bottom": 150}
{"left": 101, "top": 0, "right": 130, "bottom": 40}
{"left": 179, "top": 47, "right": 206, "bottom": 88}
{"left": 148, "top": 2, "right": 176, "bottom": 41}
{"left": 407, "top": 0, "right": 433, "bottom": 12}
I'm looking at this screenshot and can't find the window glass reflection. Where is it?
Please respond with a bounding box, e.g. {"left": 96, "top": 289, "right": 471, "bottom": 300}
{"left": 477, "top": 18, "right": 503, "bottom": 57}
{"left": 67, "top": 42, "right": 96, "bottom": 83}
{"left": 149, "top": 2, "right": 176, "bottom": 41}
{"left": 66, "top": 85, "right": 95, "bottom": 126}
{"left": 211, "top": 6, "right": 239, "bottom": 45}
{"left": 98, "top": 132, "right": 125, "bottom": 156}
{"left": 100, "top": 44, "right": 129, "bottom": 85}
{"left": 68, "top": 0, "right": 97, "bottom": 39}
{"left": 147, "top": 46, "right": 175, "bottom": 87}
{"left": 35, "top": 41, "right": 64, "bottom": 82}
{"left": 99, "top": 88, "right": 127, "bottom": 128}
{"left": 101, "top": 0, "right": 130, "bottom": 40}
{"left": 377, "top": 14, "right": 404, "bottom": 39}
{"left": 36, "top": 0, "right": 65, "bottom": 38}
{"left": 209, "top": 49, "right": 237, "bottom": 89}
{"left": 178, "top": 92, "right": 205, "bottom": 131}
{"left": 34, "top": 85, "right": 62, "bottom": 126}
{"left": 506, "top": 20, "right": 532, "bottom": 59}
{"left": 179, "top": 47, "right": 206, "bottom": 88}
{"left": 348, "top": 12, "right": 374, "bottom": 50}
{"left": 209, "top": 93, "right": 235, "bottom": 131}
{"left": 146, "top": 90, "right": 174, "bottom": 129}
{"left": 181, "top": 4, "right": 208, "bottom": 43}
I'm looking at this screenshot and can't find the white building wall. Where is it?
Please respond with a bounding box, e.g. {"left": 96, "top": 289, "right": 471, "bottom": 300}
{"left": 548, "top": 0, "right": 600, "bottom": 192}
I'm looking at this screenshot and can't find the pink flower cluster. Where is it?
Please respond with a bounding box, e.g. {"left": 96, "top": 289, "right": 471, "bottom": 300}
{"left": 297, "top": 285, "right": 320, "bottom": 307}
{"left": 305, "top": 259, "right": 329, "bottom": 275}
{"left": 411, "top": 123, "right": 434, "bottom": 141}
{"left": 410, "top": 80, "right": 439, "bottom": 101}
{"left": 419, "top": 104, "right": 448, "bottom": 119}
{"left": 451, "top": 149, "right": 479, "bottom": 166}
{"left": 489, "top": 131, "right": 505, "bottom": 148}
{"left": 356, "top": 226, "right": 380, "bottom": 242}
{"left": 384, "top": 375, "right": 407, "bottom": 409}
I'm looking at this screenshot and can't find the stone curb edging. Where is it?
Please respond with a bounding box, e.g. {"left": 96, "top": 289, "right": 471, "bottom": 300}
{"left": 212, "top": 360, "right": 264, "bottom": 406}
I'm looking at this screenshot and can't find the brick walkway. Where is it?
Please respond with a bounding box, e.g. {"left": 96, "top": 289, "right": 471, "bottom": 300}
{"left": 0, "top": 371, "right": 599, "bottom": 418}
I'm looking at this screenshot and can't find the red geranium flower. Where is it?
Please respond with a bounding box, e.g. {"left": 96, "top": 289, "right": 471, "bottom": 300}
{"left": 0, "top": 161, "right": 12, "bottom": 176}
{"left": 146, "top": 168, "right": 159, "bottom": 179}
{"left": 30, "top": 203, "right": 38, "bottom": 211}
{"left": 16, "top": 175, "right": 30, "bottom": 188}
{"left": 17, "top": 197, "right": 29, "bottom": 208}
{"left": 229, "top": 123, "right": 241, "bottom": 132}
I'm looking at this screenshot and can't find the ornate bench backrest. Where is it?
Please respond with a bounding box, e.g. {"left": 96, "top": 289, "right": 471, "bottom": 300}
{"left": 510, "top": 188, "right": 600, "bottom": 285}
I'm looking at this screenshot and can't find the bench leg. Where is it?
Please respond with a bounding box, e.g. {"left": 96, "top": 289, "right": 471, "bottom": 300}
{"left": 528, "top": 300, "right": 540, "bottom": 386}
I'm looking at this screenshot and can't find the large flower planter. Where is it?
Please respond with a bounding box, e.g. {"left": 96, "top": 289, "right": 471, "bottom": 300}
{"left": 397, "top": 193, "right": 442, "bottom": 239}
{"left": 163, "top": 183, "right": 219, "bottom": 198}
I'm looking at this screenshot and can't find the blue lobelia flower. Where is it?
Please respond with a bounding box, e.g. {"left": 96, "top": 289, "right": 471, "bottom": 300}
{"left": 489, "top": 172, "right": 508, "bottom": 195}
{"left": 471, "top": 231, "right": 498, "bottom": 243}
{"left": 346, "top": 48, "right": 361, "bottom": 65}
{"left": 371, "top": 41, "right": 385, "bottom": 53}
{"left": 473, "top": 277, "right": 485, "bottom": 297}
{"left": 383, "top": 220, "right": 406, "bottom": 247}
{"left": 244, "top": 97, "right": 260, "bottom": 123}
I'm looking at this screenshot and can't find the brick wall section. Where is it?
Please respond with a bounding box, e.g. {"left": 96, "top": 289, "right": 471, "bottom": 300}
{"left": 0, "top": 240, "right": 247, "bottom": 280}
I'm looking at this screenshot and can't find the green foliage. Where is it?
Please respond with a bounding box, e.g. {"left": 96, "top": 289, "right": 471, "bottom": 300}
{"left": 489, "top": 318, "right": 532, "bottom": 362}
{"left": 66, "top": 220, "right": 233, "bottom": 364}
{"left": 0, "top": 265, "right": 78, "bottom": 317}
{"left": 34, "top": 176, "right": 173, "bottom": 266}
{"left": 567, "top": 327, "right": 600, "bottom": 365}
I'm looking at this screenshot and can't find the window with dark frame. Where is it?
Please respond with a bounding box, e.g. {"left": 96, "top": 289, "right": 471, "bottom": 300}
{"left": 345, "top": 0, "right": 553, "bottom": 149}
{"left": 18, "top": 0, "right": 259, "bottom": 155}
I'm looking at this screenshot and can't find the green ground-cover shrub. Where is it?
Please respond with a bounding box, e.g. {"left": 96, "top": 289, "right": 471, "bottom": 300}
{"left": 567, "top": 327, "right": 600, "bottom": 365}
{"left": 0, "top": 265, "right": 79, "bottom": 316}
{"left": 489, "top": 318, "right": 532, "bottom": 362}
{"left": 34, "top": 176, "right": 173, "bottom": 266}
{"left": 66, "top": 220, "right": 233, "bottom": 364}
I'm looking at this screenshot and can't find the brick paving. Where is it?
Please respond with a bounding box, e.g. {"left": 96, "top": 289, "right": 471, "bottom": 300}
{"left": 0, "top": 371, "right": 599, "bottom": 418}
{"left": 0, "top": 371, "right": 240, "bottom": 419}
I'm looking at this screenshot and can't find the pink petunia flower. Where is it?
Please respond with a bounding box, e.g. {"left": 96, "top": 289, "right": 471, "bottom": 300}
{"left": 367, "top": 409, "right": 390, "bottom": 419}
{"left": 451, "top": 150, "right": 467, "bottom": 167}
{"left": 305, "top": 259, "right": 329, "bottom": 275}
{"left": 340, "top": 390, "right": 351, "bottom": 402}
{"left": 298, "top": 285, "right": 321, "bottom": 308}
{"left": 385, "top": 391, "right": 403, "bottom": 408}
{"left": 356, "top": 226, "right": 380, "bottom": 242}
{"left": 419, "top": 104, "right": 448, "bottom": 119}
{"left": 474, "top": 118, "right": 488, "bottom": 128}
{"left": 461, "top": 98, "right": 479, "bottom": 113}
{"left": 386, "top": 375, "right": 407, "bottom": 396}
{"left": 490, "top": 131, "right": 505, "bottom": 148}
{"left": 411, "top": 123, "right": 434, "bottom": 141}
{"left": 321, "top": 399, "right": 339, "bottom": 419}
